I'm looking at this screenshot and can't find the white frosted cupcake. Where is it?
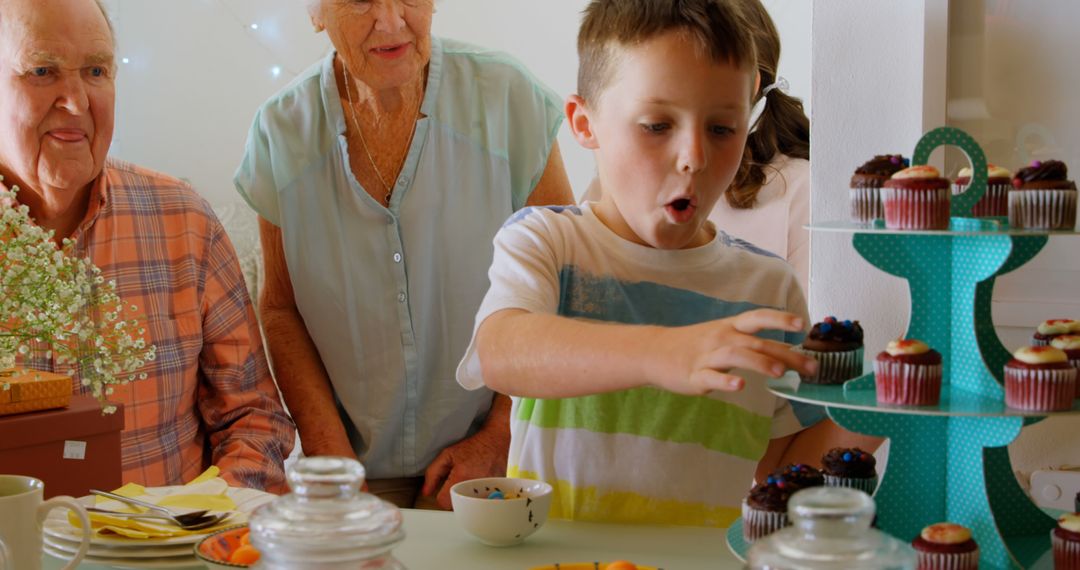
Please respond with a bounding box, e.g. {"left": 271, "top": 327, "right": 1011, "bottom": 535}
{"left": 1004, "top": 346, "right": 1077, "bottom": 412}
{"left": 1054, "top": 513, "right": 1080, "bottom": 570}
{"left": 952, "top": 164, "right": 1011, "bottom": 217}
{"left": 882, "top": 166, "right": 951, "bottom": 230}
{"left": 874, "top": 339, "right": 943, "bottom": 406}
{"left": 912, "top": 523, "right": 979, "bottom": 570}
{"left": 1051, "top": 335, "right": 1080, "bottom": 398}
{"left": 1033, "top": 319, "right": 1078, "bottom": 346}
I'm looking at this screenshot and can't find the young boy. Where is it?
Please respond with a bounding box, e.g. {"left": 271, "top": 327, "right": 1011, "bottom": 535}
{"left": 456, "top": 0, "right": 820, "bottom": 527}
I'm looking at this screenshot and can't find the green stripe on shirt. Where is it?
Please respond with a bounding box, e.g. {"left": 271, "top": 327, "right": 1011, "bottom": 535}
{"left": 515, "top": 387, "right": 772, "bottom": 461}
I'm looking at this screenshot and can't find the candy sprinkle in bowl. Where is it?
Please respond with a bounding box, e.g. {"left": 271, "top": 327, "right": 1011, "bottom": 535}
{"left": 450, "top": 477, "right": 553, "bottom": 547}
{"left": 194, "top": 524, "right": 260, "bottom": 569}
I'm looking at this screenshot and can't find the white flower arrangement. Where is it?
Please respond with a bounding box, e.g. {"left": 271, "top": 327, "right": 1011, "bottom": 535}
{"left": 0, "top": 183, "right": 156, "bottom": 414}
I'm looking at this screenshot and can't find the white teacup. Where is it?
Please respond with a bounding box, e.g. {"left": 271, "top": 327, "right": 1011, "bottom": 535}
{"left": 0, "top": 475, "right": 91, "bottom": 570}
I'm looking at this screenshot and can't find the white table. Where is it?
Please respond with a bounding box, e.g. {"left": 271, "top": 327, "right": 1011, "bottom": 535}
{"left": 44, "top": 509, "right": 743, "bottom": 569}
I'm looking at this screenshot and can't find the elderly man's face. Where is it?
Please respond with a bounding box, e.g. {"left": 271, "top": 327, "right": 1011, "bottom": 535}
{"left": 0, "top": 0, "right": 115, "bottom": 195}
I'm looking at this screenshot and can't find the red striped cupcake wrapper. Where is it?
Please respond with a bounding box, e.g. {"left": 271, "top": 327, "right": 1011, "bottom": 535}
{"left": 823, "top": 474, "right": 878, "bottom": 495}
{"left": 741, "top": 499, "right": 788, "bottom": 543}
{"left": 1004, "top": 366, "right": 1077, "bottom": 411}
{"left": 1008, "top": 189, "right": 1078, "bottom": 230}
{"left": 797, "top": 347, "right": 864, "bottom": 385}
{"left": 874, "top": 360, "right": 943, "bottom": 406}
{"left": 850, "top": 187, "right": 884, "bottom": 223}
{"left": 916, "top": 547, "right": 980, "bottom": 570}
{"left": 1072, "top": 359, "right": 1080, "bottom": 398}
{"left": 1054, "top": 532, "right": 1080, "bottom": 570}
{"left": 952, "top": 182, "right": 1009, "bottom": 217}
{"left": 882, "top": 187, "right": 951, "bottom": 230}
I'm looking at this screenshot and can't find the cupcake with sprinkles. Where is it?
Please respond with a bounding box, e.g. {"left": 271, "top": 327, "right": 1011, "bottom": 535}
{"left": 912, "top": 523, "right": 979, "bottom": 570}
{"left": 821, "top": 447, "right": 877, "bottom": 495}
{"left": 851, "top": 154, "right": 907, "bottom": 223}
{"left": 1053, "top": 513, "right": 1080, "bottom": 569}
{"left": 1008, "top": 159, "right": 1078, "bottom": 230}
{"left": 769, "top": 463, "right": 825, "bottom": 490}
{"left": 798, "top": 317, "right": 864, "bottom": 385}
{"left": 874, "top": 339, "right": 944, "bottom": 406}
{"left": 742, "top": 474, "right": 799, "bottom": 542}
{"left": 1004, "top": 346, "right": 1077, "bottom": 412}
{"left": 952, "top": 163, "right": 1012, "bottom": 217}
{"left": 1033, "top": 318, "right": 1078, "bottom": 346}
{"left": 882, "top": 165, "right": 952, "bottom": 230}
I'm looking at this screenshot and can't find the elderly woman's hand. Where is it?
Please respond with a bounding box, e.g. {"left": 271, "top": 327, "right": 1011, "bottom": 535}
{"left": 421, "top": 428, "right": 510, "bottom": 510}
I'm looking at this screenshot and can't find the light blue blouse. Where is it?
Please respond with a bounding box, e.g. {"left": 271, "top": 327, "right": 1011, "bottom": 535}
{"left": 234, "top": 37, "right": 563, "bottom": 478}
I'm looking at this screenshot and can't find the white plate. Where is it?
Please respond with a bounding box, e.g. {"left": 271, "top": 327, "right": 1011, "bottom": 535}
{"left": 44, "top": 543, "right": 202, "bottom": 569}
{"left": 44, "top": 533, "right": 196, "bottom": 558}
{"left": 44, "top": 486, "right": 272, "bottom": 548}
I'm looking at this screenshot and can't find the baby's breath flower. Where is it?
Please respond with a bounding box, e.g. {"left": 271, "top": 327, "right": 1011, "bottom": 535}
{"left": 0, "top": 186, "right": 155, "bottom": 413}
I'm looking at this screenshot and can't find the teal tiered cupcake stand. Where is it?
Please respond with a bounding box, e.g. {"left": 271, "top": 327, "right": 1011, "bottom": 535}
{"left": 726, "top": 127, "right": 1079, "bottom": 569}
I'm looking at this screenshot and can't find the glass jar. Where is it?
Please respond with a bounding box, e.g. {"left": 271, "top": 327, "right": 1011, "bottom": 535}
{"left": 746, "top": 487, "right": 915, "bottom": 570}
{"left": 250, "top": 457, "right": 406, "bottom": 569}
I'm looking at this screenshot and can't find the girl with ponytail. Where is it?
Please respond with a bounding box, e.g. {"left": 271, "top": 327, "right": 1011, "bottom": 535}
{"left": 709, "top": 0, "right": 812, "bottom": 292}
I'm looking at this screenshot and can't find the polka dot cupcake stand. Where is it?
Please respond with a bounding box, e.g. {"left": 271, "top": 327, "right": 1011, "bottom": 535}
{"left": 726, "top": 127, "right": 1077, "bottom": 569}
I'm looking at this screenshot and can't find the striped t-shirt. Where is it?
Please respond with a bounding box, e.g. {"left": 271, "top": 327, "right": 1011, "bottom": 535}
{"left": 458, "top": 203, "right": 813, "bottom": 527}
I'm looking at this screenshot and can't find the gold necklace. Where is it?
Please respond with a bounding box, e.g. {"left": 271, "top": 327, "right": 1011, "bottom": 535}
{"left": 342, "top": 64, "right": 421, "bottom": 206}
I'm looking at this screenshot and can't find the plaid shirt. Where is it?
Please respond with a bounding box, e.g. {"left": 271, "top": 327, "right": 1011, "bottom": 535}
{"left": 25, "top": 159, "right": 295, "bottom": 492}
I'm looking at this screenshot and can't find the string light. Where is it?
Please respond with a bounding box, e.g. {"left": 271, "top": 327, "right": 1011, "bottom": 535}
{"left": 121, "top": 57, "right": 130, "bottom": 64}
{"left": 249, "top": 23, "right": 259, "bottom": 30}
{"left": 271, "top": 66, "right": 282, "bottom": 78}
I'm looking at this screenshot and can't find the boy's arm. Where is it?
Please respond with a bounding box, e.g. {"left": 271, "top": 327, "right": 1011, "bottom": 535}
{"left": 477, "top": 308, "right": 818, "bottom": 399}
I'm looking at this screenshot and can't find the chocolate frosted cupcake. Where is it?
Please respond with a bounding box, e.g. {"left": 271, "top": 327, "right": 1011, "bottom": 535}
{"left": 1009, "top": 159, "right": 1078, "bottom": 230}
{"left": 799, "top": 317, "right": 864, "bottom": 385}
{"left": 953, "top": 164, "right": 1012, "bottom": 217}
{"left": 1033, "top": 318, "right": 1078, "bottom": 346}
{"left": 770, "top": 464, "right": 825, "bottom": 489}
{"left": 874, "top": 339, "right": 944, "bottom": 406}
{"left": 913, "top": 523, "right": 979, "bottom": 570}
{"left": 1004, "top": 346, "right": 1077, "bottom": 412}
{"left": 882, "top": 166, "right": 951, "bottom": 230}
{"left": 742, "top": 479, "right": 797, "bottom": 542}
{"left": 821, "top": 447, "right": 877, "bottom": 495}
{"left": 851, "top": 154, "right": 907, "bottom": 223}
{"left": 1055, "top": 513, "right": 1080, "bottom": 569}
{"left": 1052, "top": 336, "right": 1080, "bottom": 398}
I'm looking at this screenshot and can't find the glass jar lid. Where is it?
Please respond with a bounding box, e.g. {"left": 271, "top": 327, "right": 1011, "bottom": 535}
{"left": 249, "top": 457, "right": 405, "bottom": 565}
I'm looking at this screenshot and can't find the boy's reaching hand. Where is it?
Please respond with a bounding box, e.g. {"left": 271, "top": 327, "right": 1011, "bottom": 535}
{"left": 652, "top": 309, "right": 818, "bottom": 396}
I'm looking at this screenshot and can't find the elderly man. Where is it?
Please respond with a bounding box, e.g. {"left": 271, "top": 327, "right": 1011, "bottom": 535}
{"left": 0, "top": 0, "right": 295, "bottom": 491}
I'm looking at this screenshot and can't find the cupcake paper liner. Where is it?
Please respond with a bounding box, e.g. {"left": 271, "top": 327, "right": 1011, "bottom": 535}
{"left": 1008, "top": 189, "right": 1078, "bottom": 230}
{"left": 1053, "top": 531, "right": 1080, "bottom": 570}
{"left": 1004, "top": 366, "right": 1077, "bottom": 412}
{"left": 823, "top": 474, "right": 877, "bottom": 495}
{"left": 798, "top": 347, "right": 864, "bottom": 385}
{"left": 741, "top": 499, "right": 788, "bottom": 543}
{"left": 850, "top": 187, "right": 884, "bottom": 224}
{"left": 874, "top": 360, "right": 943, "bottom": 406}
{"left": 882, "top": 187, "right": 951, "bottom": 230}
{"left": 1072, "top": 359, "right": 1080, "bottom": 398}
{"left": 1032, "top": 337, "right": 1051, "bottom": 347}
{"left": 915, "top": 547, "right": 980, "bottom": 570}
{"left": 952, "top": 182, "right": 1009, "bottom": 217}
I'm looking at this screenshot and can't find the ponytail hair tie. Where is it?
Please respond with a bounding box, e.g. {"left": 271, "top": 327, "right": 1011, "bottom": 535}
{"left": 760, "top": 76, "right": 789, "bottom": 98}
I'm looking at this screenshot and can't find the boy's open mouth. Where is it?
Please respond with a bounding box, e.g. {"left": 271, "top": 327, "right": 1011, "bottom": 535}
{"left": 664, "top": 197, "right": 697, "bottom": 223}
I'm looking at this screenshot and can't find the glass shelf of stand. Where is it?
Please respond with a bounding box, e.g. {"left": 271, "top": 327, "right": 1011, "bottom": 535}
{"left": 807, "top": 218, "right": 1080, "bottom": 236}
{"left": 766, "top": 372, "right": 1080, "bottom": 418}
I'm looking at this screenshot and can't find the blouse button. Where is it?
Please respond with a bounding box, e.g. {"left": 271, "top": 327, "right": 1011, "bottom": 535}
{"left": 393, "top": 253, "right": 402, "bottom": 263}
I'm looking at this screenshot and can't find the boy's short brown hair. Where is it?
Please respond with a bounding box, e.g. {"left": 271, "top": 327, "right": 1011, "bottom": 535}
{"left": 577, "top": 0, "right": 757, "bottom": 105}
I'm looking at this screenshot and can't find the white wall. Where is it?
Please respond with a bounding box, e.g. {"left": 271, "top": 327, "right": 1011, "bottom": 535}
{"left": 107, "top": 0, "right": 811, "bottom": 204}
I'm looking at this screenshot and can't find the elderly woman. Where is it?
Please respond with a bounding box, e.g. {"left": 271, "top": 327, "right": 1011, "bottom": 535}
{"left": 234, "top": 0, "right": 572, "bottom": 508}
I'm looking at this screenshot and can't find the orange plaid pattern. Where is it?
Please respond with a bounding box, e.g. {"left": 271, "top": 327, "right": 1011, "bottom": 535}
{"left": 23, "top": 159, "right": 295, "bottom": 492}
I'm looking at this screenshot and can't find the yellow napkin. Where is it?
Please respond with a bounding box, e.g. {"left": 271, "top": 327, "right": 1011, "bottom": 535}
{"left": 69, "top": 466, "right": 245, "bottom": 539}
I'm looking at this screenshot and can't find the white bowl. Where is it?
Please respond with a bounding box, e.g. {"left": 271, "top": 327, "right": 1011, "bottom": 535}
{"left": 450, "top": 477, "right": 553, "bottom": 547}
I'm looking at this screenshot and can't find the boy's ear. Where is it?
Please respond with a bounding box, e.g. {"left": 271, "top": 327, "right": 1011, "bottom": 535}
{"left": 566, "top": 95, "right": 599, "bottom": 150}
{"left": 308, "top": 4, "right": 326, "bottom": 32}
